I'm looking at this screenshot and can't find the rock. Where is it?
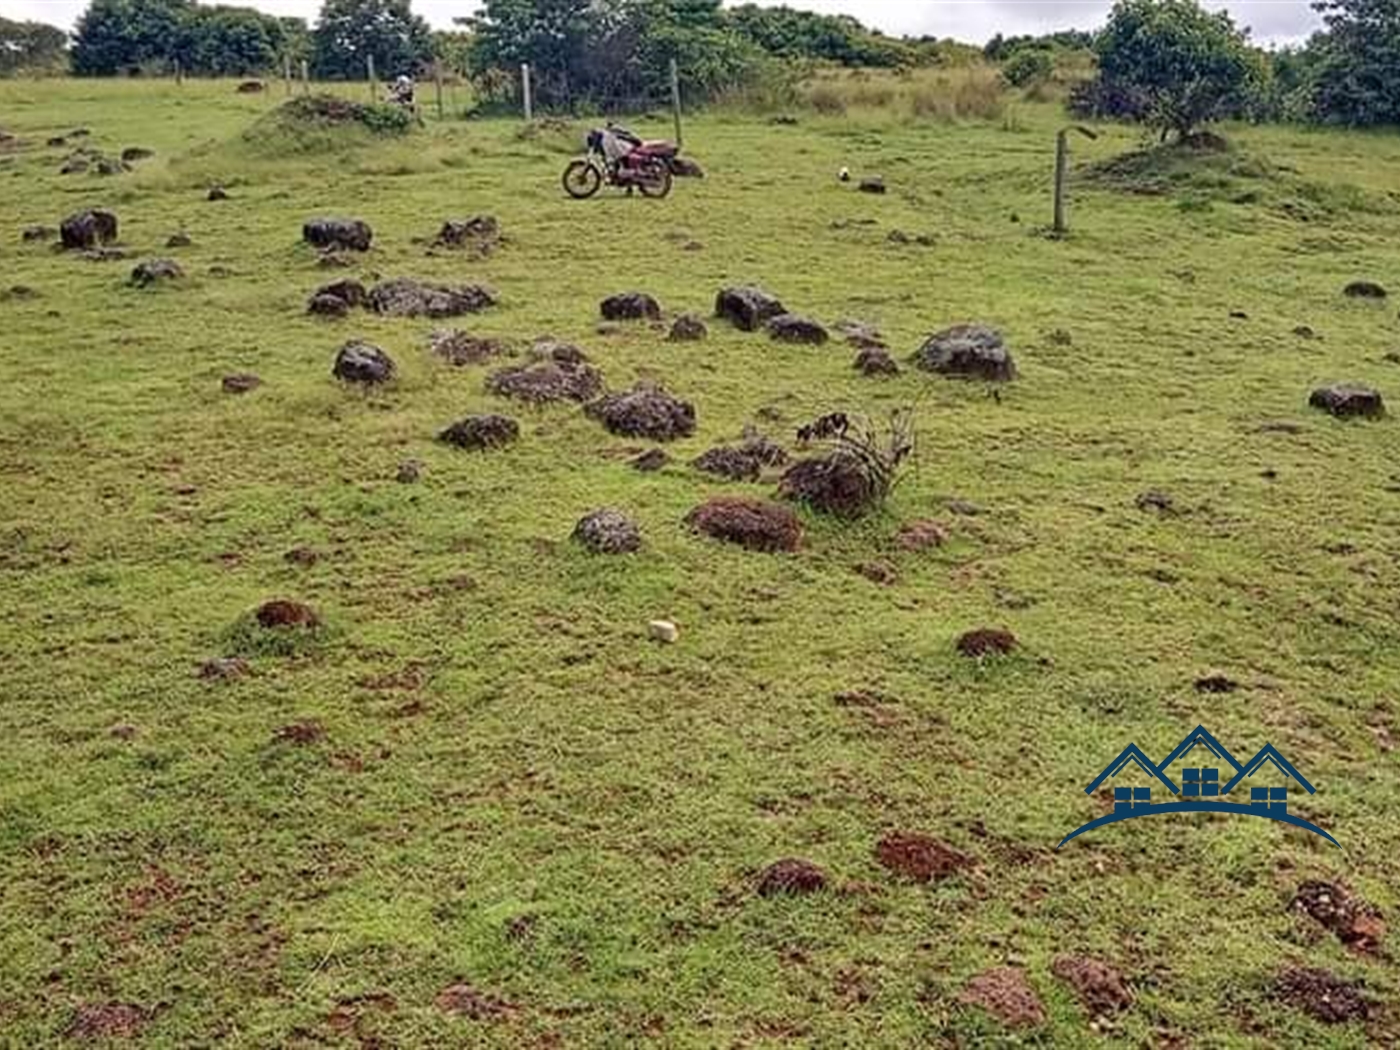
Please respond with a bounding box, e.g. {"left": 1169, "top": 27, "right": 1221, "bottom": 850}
{"left": 586, "top": 383, "right": 696, "bottom": 441}
{"left": 304, "top": 217, "right": 372, "bottom": 253}
{"left": 1310, "top": 383, "right": 1385, "bottom": 419}
{"left": 856, "top": 560, "right": 899, "bottom": 586}
{"left": 396, "top": 459, "right": 423, "bottom": 484}
{"left": 859, "top": 176, "right": 887, "bottom": 194}
{"left": 207, "top": 185, "right": 229, "bottom": 201}
{"left": 897, "top": 520, "right": 949, "bottom": 552}
{"left": 756, "top": 858, "right": 827, "bottom": 897}
{"left": 47, "top": 135, "right": 67, "bottom": 148}
{"left": 914, "top": 324, "right": 1017, "bottom": 381}
{"left": 1275, "top": 968, "right": 1370, "bottom": 1025}
{"left": 1136, "top": 490, "right": 1177, "bottom": 515}
{"left": 273, "top": 721, "right": 324, "bottom": 745}
{"left": 430, "top": 329, "right": 507, "bottom": 366}
{"left": 130, "top": 259, "right": 184, "bottom": 286}
{"left": 59, "top": 209, "right": 119, "bottom": 250}
{"left": 487, "top": 359, "right": 603, "bottom": 404}
{"left": 854, "top": 347, "right": 900, "bottom": 376}
{"left": 255, "top": 600, "right": 321, "bottom": 629}
{"left": 332, "top": 341, "right": 396, "bottom": 385}
{"left": 632, "top": 449, "right": 670, "bottom": 472}
{"left": 779, "top": 454, "right": 877, "bottom": 519}
{"left": 284, "top": 547, "right": 319, "bottom": 567}
{"left": 573, "top": 508, "right": 642, "bottom": 554}
{"left": 367, "top": 278, "right": 496, "bottom": 318}
{"left": 1, "top": 285, "right": 39, "bottom": 302}
{"left": 958, "top": 969, "right": 1047, "bottom": 1030}
{"left": 530, "top": 340, "right": 589, "bottom": 366}
{"left": 1343, "top": 281, "right": 1387, "bottom": 300}
{"left": 957, "top": 628, "right": 1018, "bottom": 657}
{"left": 1195, "top": 674, "right": 1238, "bottom": 694}
{"left": 309, "top": 279, "right": 367, "bottom": 312}
{"left": 668, "top": 314, "right": 708, "bottom": 342}
{"left": 120, "top": 147, "right": 154, "bottom": 163}
{"left": 438, "top": 414, "right": 520, "bottom": 451}
{"left": 669, "top": 156, "right": 705, "bottom": 178}
{"left": 1293, "top": 325, "right": 1318, "bottom": 340}
{"left": 199, "top": 656, "right": 250, "bottom": 680}
{"left": 434, "top": 984, "right": 516, "bottom": 1021}
{"left": 308, "top": 294, "right": 351, "bottom": 318}
{"left": 768, "top": 314, "right": 830, "bottom": 345}
{"left": 22, "top": 225, "right": 54, "bottom": 243}
{"left": 435, "top": 215, "right": 500, "bottom": 253}
{"left": 236, "top": 80, "right": 265, "bottom": 93}
{"left": 222, "top": 373, "right": 261, "bottom": 394}
{"left": 96, "top": 156, "right": 132, "bottom": 176}
{"left": 648, "top": 620, "right": 680, "bottom": 644}
{"left": 716, "top": 286, "right": 787, "bottom": 332}
{"left": 685, "top": 497, "right": 802, "bottom": 553}
{"left": 59, "top": 157, "right": 90, "bottom": 175}
{"left": 1052, "top": 956, "right": 1132, "bottom": 1018}
{"left": 166, "top": 232, "right": 192, "bottom": 248}
{"left": 1292, "top": 880, "right": 1386, "bottom": 955}
{"left": 875, "top": 832, "right": 972, "bottom": 883}
{"left": 601, "top": 292, "right": 662, "bottom": 321}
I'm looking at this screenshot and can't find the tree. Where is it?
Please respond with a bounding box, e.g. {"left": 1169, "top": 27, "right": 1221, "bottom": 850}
{"left": 0, "top": 18, "right": 69, "bottom": 76}
{"left": 1094, "top": 0, "right": 1260, "bottom": 139}
{"left": 311, "top": 0, "right": 434, "bottom": 80}
{"left": 72, "top": 0, "right": 191, "bottom": 75}
{"left": 1309, "top": 0, "right": 1400, "bottom": 125}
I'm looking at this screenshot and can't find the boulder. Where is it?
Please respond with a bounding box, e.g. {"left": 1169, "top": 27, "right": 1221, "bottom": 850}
{"left": 120, "top": 147, "right": 154, "bottom": 163}
{"left": 435, "top": 215, "right": 500, "bottom": 253}
{"left": 367, "top": 278, "right": 496, "bottom": 318}
{"left": 207, "top": 185, "right": 229, "bottom": 201}
{"left": 308, "top": 294, "right": 351, "bottom": 318}
{"left": 130, "top": 259, "right": 184, "bottom": 286}
{"left": 439, "top": 414, "right": 520, "bottom": 451}
{"left": 854, "top": 347, "right": 900, "bottom": 376}
{"left": 332, "top": 340, "right": 396, "bottom": 385}
{"left": 487, "top": 360, "right": 603, "bottom": 404}
{"left": 685, "top": 496, "right": 802, "bottom": 553}
{"left": 236, "top": 80, "right": 266, "bottom": 94}
{"left": 859, "top": 176, "right": 887, "bottom": 195}
{"left": 222, "top": 374, "right": 262, "bottom": 394}
{"left": 632, "top": 449, "right": 670, "bottom": 472}
{"left": 586, "top": 383, "right": 696, "bottom": 441}
{"left": 304, "top": 217, "right": 373, "bottom": 253}
{"left": 716, "top": 286, "right": 787, "bottom": 332}
{"left": 1343, "top": 281, "right": 1387, "bottom": 300}
{"left": 668, "top": 314, "right": 708, "bottom": 342}
{"left": 309, "top": 279, "right": 367, "bottom": 314}
{"left": 693, "top": 433, "right": 786, "bottom": 482}
{"left": 572, "top": 508, "right": 642, "bottom": 554}
{"left": 669, "top": 157, "right": 705, "bottom": 178}
{"left": 957, "top": 628, "right": 1018, "bottom": 657}
{"left": 430, "top": 330, "right": 507, "bottom": 366}
{"left": 166, "top": 232, "right": 192, "bottom": 249}
{"left": 60, "top": 209, "right": 119, "bottom": 250}
{"left": 95, "top": 157, "right": 131, "bottom": 176}
{"left": 835, "top": 320, "right": 886, "bottom": 350}
{"left": 914, "top": 323, "right": 1017, "bottom": 381}
{"left": 601, "top": 292, "right": 662, "bottom": 321}
{"left": 768, "top": 314, "right": 829, "bottom": 345}
{"left": 1310, "top": 383, "right": 1385, "bottom": 419}
{"left": 59, "top": 157, "right": 90, "bottom": 175}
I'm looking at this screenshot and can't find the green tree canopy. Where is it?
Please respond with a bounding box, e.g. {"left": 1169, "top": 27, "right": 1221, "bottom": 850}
{"left": 0, "top": 18, "right": 69, "bottom": 76}
{"left": 1095, "top": 0, "right": 1261, "bottom": 138}
{"left": 1308, "top": 0, "right": 1400, "bottom": 125}
{"left": 310, "top": 0, "right": 434, "bottom": 80}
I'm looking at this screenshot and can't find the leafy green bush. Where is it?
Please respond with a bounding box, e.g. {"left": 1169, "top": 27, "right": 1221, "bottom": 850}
{"left": 1001, "top": 49, "right": 1053, "bottom": 88}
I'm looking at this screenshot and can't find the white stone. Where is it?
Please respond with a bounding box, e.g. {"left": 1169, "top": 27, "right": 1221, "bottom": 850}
{"left": 649, "top": 620, "right": 679, "bottom": 644}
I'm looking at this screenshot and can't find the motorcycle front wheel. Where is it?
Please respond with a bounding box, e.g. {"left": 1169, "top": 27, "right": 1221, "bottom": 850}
{"left": 637, "top": 163, "right": 673, "bottom": 200}
{"left": 562, "top": 160, "right": 603, "bottom": 199}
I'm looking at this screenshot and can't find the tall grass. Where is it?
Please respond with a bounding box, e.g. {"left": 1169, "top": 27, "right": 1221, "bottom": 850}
{"left": 796, "top": 66, "right": 1009, "bottom": 124}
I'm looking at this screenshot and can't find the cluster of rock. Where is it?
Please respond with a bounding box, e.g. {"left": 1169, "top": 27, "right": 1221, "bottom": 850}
{"left": 309, "top": 277, "right": 497, "bottom": 320}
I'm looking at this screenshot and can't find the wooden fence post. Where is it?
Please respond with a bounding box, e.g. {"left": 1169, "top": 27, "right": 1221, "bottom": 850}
{"left": 522, "top": 63, "right": 533, "bottom": 122}
{"left": 669, "top": 58, "right": 683, "bottom": 147}
{"left": 284, "top": 55, "right": 292, "bottom": 97}
{"left": 367, "top": 55, "right": 377, "bottom": 102}
{"left": 174, "top": 59, "right": 183, "bottom": 87}
{"left": 435, "top": 64, "right": 445, "bottom": 120}
{"left": 300, "top": 60, "right": 310, "bottom": 96}
{"left": 1053, "top": 130, "right": 1068, "bottom": 235}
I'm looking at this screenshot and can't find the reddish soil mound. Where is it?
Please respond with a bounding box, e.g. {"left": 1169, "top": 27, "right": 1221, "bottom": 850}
{"left": 874, "top": 832, "right": 972, "bottom": 883}
{"left": 1292, "top": 881, "right": 1386, "bottom": 954}
{"left": 685, "top": 497, "right": 802, "bottom": 553}
{"left": 898, "top": 520, "right": 949, "bottom": 552}
{"left": 756, "top": 858, "right": 827, "bottom": 897}
{"left": 779, "top": 453, "right": 877, "bottom": 519}
{"left": 956, "top": 628, "right": 1018, "bottom": 657}
{"left": 1275, "top": 967, "right": 1371, "bottom": 1025}
{"left": 435, "top": 983, "right": 517, "bottom": 1021}
{"left": 256, "top": 600, "right": 321, "bottom": 629}
{"left": 958, "top": 968, "right": 1047, "bottom": 1029}
{"left": 1052, "top": 955, "right": 1132, "bottom": 1017}
{"left": 66, "top": 1003, "right": 148, "bottom": 1040}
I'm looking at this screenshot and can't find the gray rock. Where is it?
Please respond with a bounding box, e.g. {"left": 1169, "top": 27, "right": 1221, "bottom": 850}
{"left": 913, "top": 324, "right": 1017, "bottom": 382}
{"left": 573, "top": 508, "right": 642, "bottom": 554}
{"left": 60, "top": 209, "right": 118, "bottom": 250}
{"left": 367, "top": 278, "right": 496, "bottom": 318}
{"left": 1310, "top": 383, "right": 1385, "bottom": 419}
{"left": 304, "top": 217, "right": 372, "bottom": 252}
{"left": 768, "top": 314, "right": 830, "bottom": 345}
{"left": 332, "top": 340, "right": 396, "bottom": 384}
{"left": 668, "top": 314, "right": 709, "bottom": 342}
{"left": 439, "top": 414, "right": 520, "bottom": 450}
{"left": 601, "top": 292, "right": 662, "bottom": 321}
{"left": 130, "top": 258, "right": 184, "bottom": 286}
{"left": 716, "top": 286, "right": 787, "bottom": 331}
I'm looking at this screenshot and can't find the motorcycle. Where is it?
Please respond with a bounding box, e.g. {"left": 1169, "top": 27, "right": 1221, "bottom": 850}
{"left": 562, "top": 125, "right": 677, "bottom": 200}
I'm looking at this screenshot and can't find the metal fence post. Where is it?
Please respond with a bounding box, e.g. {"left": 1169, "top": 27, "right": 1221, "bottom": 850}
{"left": 522, "top": 63, "right": 533, "bottom": 121}
{"left": 367, "top": 55, "right": 377, "bottom": 102}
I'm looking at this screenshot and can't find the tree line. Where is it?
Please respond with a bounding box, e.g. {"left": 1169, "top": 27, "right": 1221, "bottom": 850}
{"left": 5, "top": 0, "right": 1398, "bottom": 129}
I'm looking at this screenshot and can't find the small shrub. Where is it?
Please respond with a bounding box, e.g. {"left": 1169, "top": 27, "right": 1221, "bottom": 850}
{"left": 1002, "top": 49, "right": 1053, "bottom": 88}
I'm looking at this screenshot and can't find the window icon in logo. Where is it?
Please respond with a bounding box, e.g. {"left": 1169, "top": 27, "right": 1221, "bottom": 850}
{"left": 1183, "top": 768, "right": 1220, "bottom": 798}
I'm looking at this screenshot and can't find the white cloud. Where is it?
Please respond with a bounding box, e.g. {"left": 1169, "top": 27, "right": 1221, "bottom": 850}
{"left": 0, "top": 0, "right": 1323, "bottom": 44}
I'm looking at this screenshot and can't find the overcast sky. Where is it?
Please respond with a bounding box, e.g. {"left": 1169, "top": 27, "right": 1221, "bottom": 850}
{"left": 0, "top": 0, "right": 1324, "bottom": 44}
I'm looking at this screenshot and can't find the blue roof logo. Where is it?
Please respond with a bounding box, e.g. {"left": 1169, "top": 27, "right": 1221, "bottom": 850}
{"left": 1059, "top": 725, "right": 1338, "bottom": 850}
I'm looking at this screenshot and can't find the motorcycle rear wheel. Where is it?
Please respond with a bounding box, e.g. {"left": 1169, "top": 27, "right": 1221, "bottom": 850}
{"left": 563, "top": 161, "right": 603, "bottom": 199}
{"left": 637, "top": 164, "right": 673, "bottom": 200}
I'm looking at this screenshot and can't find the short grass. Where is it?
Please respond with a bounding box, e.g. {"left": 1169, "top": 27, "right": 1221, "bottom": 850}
{"left": 2, "top": 78, "right": 1399, "bottom": 1048}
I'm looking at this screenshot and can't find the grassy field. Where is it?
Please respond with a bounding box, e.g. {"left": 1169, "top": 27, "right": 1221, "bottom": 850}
{"left": 1, "top": 77, "right": 1399, "bottom": 1047}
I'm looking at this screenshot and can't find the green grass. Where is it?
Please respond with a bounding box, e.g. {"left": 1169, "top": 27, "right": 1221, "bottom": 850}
{"left": 1, "top": 78, "right": 1399, "bottom": 1047}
